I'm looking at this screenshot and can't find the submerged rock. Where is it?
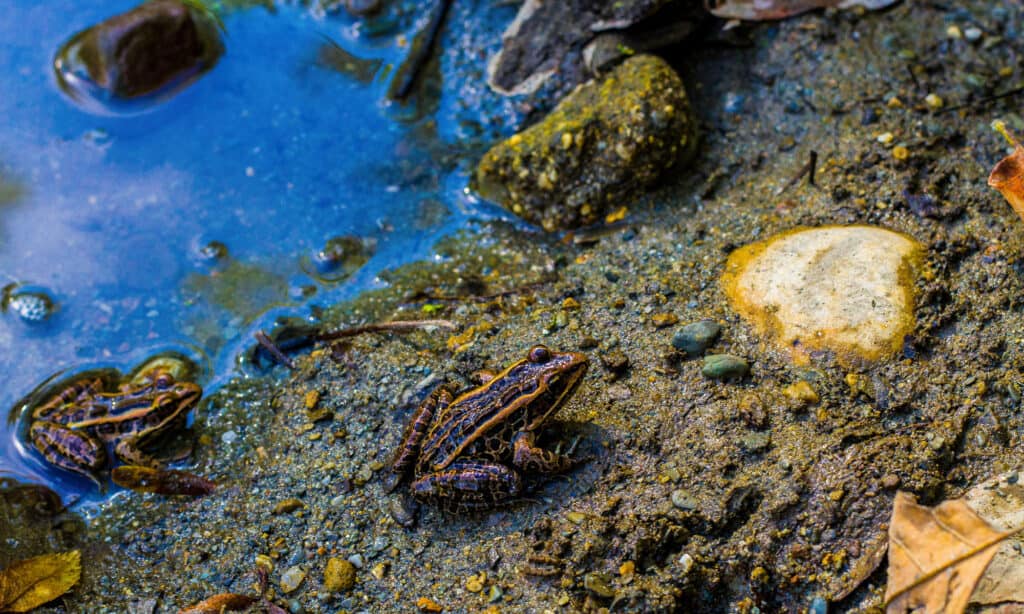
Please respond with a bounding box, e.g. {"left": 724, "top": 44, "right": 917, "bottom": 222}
{"left": 721, "top": 225, "right": 925, "bottom": 364}
{"left": 475, "top": 54, "right": 696, "bottom": 231}
{"left": 54, "top": 0, "right": 223, "bottom": 112}
{"left": 486, "top": 0, "right": 681, "bottom": 96}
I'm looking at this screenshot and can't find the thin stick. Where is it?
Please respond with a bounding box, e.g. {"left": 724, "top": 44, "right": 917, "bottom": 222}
{"left": 775, "top": 150, "right": 818, "bottom": 196}
{"left": 941, "top": 86, "right": 1024, "bottom": 114}
{"left": 391, "top": 0, "right": 453, "bottom": 100}
{"left": 254, "top": 330, "right": 296, "bottom": 369}
{"left": 315, "top": 319, "right": 457, "bottom": 342}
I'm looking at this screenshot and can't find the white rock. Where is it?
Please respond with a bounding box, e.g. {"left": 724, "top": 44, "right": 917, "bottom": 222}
{"left": 721, "top": 225, "right": 924, "bottom": 364}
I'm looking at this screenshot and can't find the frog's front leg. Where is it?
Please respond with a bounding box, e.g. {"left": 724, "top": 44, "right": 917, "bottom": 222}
{"left": 411, "top": 460, "right": 522, "bottom": 512}
{"left": 30, "top": 422, "right": 107, "bottom": 483}
{"left": 114, "top": 437, "right": 162, "bottom": 468}
{"left": 512, "top": 431, "right": 576, "bottom": 474}
{"left": 386, "top": 385, "right": 454, "bottom": 491}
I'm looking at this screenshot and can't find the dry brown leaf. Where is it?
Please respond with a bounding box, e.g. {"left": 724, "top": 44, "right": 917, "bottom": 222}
{"left": 884, "top": 492, "right": 1020, "bottom": 614}
{"left": 706, "top": 0, "right": 899, "bottom": 20}
{"left": 988, "top": 146, "right": 1024, "bottom": 222}
{"left": 963, "top": 471, "right": 1024, "bottom": 608}
{"left": 177, "top": 593, "right": 256, "bottom": 614}
{"left": 0, "top": 550, "right": 81, "bottom": 613}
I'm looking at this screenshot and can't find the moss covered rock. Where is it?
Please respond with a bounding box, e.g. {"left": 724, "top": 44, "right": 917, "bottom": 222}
{"left": 475, "top": 54, "right": 696, "bottom": 231}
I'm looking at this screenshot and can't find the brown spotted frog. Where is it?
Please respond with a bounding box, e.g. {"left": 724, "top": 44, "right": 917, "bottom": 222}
{"left": 388, "top": 345, "right": 589, "bottom": 511}
{"left": 29, "top": 366, "right": 201, "bottom": 484}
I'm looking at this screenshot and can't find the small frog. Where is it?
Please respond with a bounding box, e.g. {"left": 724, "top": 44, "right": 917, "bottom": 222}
{"left": 29, "top": 366, "right": 201, "bottom": 484}
{"left": 388, "top": 345, "right": 589, "bottom": 511}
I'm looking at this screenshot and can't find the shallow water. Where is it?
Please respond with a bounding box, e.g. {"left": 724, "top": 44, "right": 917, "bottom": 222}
{"left": 0, "top": 0, "right": 513, "bottom": 501}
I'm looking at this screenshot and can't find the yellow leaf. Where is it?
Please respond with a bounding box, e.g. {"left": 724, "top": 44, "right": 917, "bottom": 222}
{"left": 0, "top": 550, "right": 81, "bottom": 613}
{"left": 884, "top": 492, "right": 1022, "bottom": 614}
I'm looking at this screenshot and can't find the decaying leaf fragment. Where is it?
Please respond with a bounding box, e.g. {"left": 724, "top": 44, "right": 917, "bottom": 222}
{"left": 988, "top": 146, "right": 1024, "bottom": 222}
{"left": 0, "top": 550, "right": 81, "bottom": 613}
{"left": 884, "top": 492, "right": 1021, "bottom": 614}
{"left": 112, "top": 465, "right": 216, "bottom": 496}
{"left": 177, "top": 593, "right": 256, "bottom": 614}
{"left": 706, "top": 0, "right": 899, "bottom": 20}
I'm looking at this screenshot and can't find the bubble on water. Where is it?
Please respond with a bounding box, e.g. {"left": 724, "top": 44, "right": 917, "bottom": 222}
{"left": 2, "top": 284, "right": 56, "bottom": 323}
{"left": 302, "top": 235, "right": 374, "bottom": 283}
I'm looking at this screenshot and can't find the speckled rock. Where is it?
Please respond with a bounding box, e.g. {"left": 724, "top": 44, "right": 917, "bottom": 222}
{"left": 475, "top": 54, "right": 696, "bottom": 231}
{"left": 721, "top": 225, "right": 924, "bottom": 364}
{"left": 323, "top": 557, "right": 356, "bottom": 593}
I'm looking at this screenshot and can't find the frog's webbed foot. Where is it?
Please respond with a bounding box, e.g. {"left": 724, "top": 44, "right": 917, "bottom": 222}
{"left": 29, "top": 421, "right": 106, "bottom": 486}
{"left": 512, "top": 431, "right": 577, "bottom": 475}
{"left": 411, "top": 460, "right": 522, "bottom": 512}
{"left": 114, "top": 439, "right": 162, "bottom": 468}
{"left": 387, "top": 384, "right": 453, "bottom": 492}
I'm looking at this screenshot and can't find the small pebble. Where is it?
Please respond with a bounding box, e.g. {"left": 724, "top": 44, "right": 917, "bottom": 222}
{"left": 487, "top": 585, "right": 503, "bottom": 603}
{"left": 416, "top": 596, "right": 443, "bottom": 612}
{"left": 347, "top": 554, "right": 365, "bottom": 569}
{"left": 964, "top": 26, "right": 983, "bottom": 42}
{"left": 783, "top": 381, "right": 819, "bottom": 406}
{"left": 671, "top": 489, "right": 698, "bottom": 511}
{"left": 892, "top": 145, "right": 910, "bottom": 161}
{"left": 881, "top": 474, "right": 901, "bottom": 489}
{"left": 876, "top": 132, "right": 894, "bottom": 145}
{"left": 583, "top": 572, "right": 616, "bottom": 598}
{"left": 324, "top": 558, "right": 356, "bottom": 593}
{"left": 702, "top": 354, "right": 749, "bottom": 380}
{"left": 924, "top": 93, "right": 943, "bottom": 110}
{"left": 651, "top": 313, "right": 678, "bottom": 328}
{"left": 371, "top": 562, "right": 388, "bottom": 579}
{"left": 672, "top": 320, "right": 721, "bottom": 357}
{"left": 465, "top": 575, "right": 484, "bottom": 593}
{"left": 304, "top": 390, "right": 320, "bottom": 409}
{"left": 280, "top": 566, "right": 306, "bottom": 593}
{"left": 273, "top": 498, "right": 305, "bottom": 515}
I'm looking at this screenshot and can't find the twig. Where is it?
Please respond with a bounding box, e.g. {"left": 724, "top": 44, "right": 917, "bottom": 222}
{"left": 315, "top": 319, "right": 457, "bottom": 341}
{"left": 254, "top": 330, "right": 296, "bottom": 370}
{"left": 775, "top": 150, "right": 818, "bottom": 196}
{"left": 941, "top": 86, "right": 1024, "bottom": 114}
{"left": 390, "top": 0, "right": 453, "bottom": 100}
{"left": 409, "top": 280, "right": 551, "bottom": 303}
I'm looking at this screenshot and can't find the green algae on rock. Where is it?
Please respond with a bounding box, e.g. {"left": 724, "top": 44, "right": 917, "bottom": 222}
{"left": 474, "top": 54, "right": 696, "bottom": 231}
{"left": 721, "top": 225, "right": 925, "bottom": 365}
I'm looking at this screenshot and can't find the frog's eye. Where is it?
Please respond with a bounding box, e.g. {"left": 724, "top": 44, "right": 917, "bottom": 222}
{"left": 154, "top": 372, "right": 174, "bottom": 388}
{"left": 528, "top": 345, "right": 551, "bottom": 363}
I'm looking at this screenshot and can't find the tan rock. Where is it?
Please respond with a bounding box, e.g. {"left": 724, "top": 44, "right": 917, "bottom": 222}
{"left": 721, "top": 225, "right": 924, "bottom": 364}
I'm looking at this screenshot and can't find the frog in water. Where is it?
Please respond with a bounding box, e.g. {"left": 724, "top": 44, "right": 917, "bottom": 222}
{"left": 28, "top": 365, "right": 201, "bottom": 485}
{"left": 388, "top": 345, "right": 589, "bottom": 512}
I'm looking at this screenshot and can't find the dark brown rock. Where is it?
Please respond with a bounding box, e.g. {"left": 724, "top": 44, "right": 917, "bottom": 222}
{"left": 54, "top": 0, "right": 223, "bottom": 106}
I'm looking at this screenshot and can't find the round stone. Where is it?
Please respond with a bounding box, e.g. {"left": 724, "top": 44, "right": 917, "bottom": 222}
{"left": 721, "top": 225, "right": 924, "bottom": 364}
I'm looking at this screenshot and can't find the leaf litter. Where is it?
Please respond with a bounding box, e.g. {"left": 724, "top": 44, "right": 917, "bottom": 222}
{"left": 0, "top": 550, "right": 81, "bottom": 613}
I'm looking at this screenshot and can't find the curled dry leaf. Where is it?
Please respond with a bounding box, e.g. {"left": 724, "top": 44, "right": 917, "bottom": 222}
{"left": 0, "top": 550, "right": 81, "bottom": 613}
{"left": 884, "top": 491, "right": 1023, "bottom": 614}
{"left": 112, "top": 465, "right": 216, "bottom": 496}
{"left": 988, "top": 146, "right": 1024, "bottom": 222}
{"left": 706, "top": 0, "right": 899, "bottom": 20}
{"left": 177, "top": 593, "right": 256, "bottom": 614}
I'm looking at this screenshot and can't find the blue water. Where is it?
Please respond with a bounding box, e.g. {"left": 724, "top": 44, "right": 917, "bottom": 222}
{"left": 0, "top": 0, "right": 520, "bottom": 498}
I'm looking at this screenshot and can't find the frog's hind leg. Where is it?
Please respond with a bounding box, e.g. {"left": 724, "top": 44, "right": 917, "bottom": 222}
{"left": 29, "top": 421, "right": 106, "bottom": 485}
{"left": 512, "top": 431, "right": 576, "bottom": 474}
{"left": 411, "top": 460, "right": 522, "bottom": 512}
{"left": 386, "top": 385, "right": 453, "bottom": 492}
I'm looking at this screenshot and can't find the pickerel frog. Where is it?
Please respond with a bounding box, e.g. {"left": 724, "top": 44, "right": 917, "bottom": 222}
{"left": 389, "top": 345, "right": 589, "bottom": 511}
{"left": 29, "top": 367, "right": 202, "bottom": 484}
